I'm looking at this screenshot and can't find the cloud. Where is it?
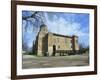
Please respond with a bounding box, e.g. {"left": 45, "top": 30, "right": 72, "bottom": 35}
{"left": 44, "top": 12, "right": 89, "bottom": 47}
{"left": 22, "top": 11, "right": 89, "bottom": 50}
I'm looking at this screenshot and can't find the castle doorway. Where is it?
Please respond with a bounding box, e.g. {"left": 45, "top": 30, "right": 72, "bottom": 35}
{"left": 53, "top": 45, "right": 56, "bottom": 56}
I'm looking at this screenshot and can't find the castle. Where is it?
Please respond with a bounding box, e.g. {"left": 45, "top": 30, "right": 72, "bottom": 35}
{"left": 33, "top": 24, "right": 79, "bottom": 56}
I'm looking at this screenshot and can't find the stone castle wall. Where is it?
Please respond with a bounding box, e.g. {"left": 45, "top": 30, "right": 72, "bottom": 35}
{"left": 34, "top": 24, "right": 79, "bottom": 56}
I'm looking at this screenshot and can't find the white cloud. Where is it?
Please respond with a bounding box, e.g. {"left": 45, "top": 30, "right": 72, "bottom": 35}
{"left": 45, "top": 13, "right": 80, "bottom": 35}
{"left": 44, "top": 13, "right": 89, "bottom": 47}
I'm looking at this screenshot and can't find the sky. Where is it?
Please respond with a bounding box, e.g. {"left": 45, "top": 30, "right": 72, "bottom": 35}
{"left": 22, "top": 11, "right": 89, "bottom": 51}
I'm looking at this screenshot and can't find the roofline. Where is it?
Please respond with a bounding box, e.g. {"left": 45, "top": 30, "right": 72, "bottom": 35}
{"left": 52, "top": 33, "right": 72, "bottom": 38}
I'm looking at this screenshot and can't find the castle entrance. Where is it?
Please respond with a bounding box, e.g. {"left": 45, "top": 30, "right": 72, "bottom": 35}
{"left": 53, "top": 45, "right": 56, "bottom": 56}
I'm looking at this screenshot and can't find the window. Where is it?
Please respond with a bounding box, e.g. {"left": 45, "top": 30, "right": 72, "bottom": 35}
{"left": 43, "top": 28, "right": 46, "bottom": 31}
{"left": 69, "top": 43, "right": 72, "bottom": 48}
{"left": 76, "top": 39, "right": 78, "bottom": 43}
{"left": 71, "top": 39, "right": 73, "bottom": 43}
{"left": 58, "top": 45, "right": 60, "bottom": 49}
{"left": 65, "top": 38, "right": 67, "bottom": 43}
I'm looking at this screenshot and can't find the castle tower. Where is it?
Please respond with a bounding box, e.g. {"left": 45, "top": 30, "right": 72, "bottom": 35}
{"left": 37, "top": 24, "right": 48, "bottom": 56}
{"left": 72, "top": 35, "right": 79, "bottom": 51}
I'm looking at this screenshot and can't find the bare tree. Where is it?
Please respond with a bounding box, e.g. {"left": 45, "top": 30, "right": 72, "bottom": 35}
{"left": 22, "top": 11, "right": 45, "bottom": 31}
{"left": 22, "top": 11, "right": 45, "bottom": 51}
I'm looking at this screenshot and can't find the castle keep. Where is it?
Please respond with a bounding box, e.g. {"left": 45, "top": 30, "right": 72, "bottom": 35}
{"left": 34, "top": 24, "right": 79, "bottom": 56}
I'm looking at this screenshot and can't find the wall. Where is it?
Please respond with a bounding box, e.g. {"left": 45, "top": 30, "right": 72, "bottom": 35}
{"left": 0, "top": 0, "right": 100, "bottom": 80}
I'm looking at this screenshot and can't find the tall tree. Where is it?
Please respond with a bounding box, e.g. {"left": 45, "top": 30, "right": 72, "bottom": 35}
{"left": 22, "top": 11, "right": 45, "bottom": 51}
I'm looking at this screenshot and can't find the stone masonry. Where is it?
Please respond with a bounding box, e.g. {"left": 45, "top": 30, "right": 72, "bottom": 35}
{"left": 33, "top": 24, "right": 79, "bottom": 56}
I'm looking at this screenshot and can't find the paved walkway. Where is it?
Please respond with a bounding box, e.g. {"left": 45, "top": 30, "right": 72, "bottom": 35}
{"left": 22, "top": 54, "right": 89, "bottom": 69}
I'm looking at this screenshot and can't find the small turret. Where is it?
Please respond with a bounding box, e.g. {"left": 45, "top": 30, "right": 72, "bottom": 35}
{"left": 40, "top": 24, "right": 48, "bottom": 33}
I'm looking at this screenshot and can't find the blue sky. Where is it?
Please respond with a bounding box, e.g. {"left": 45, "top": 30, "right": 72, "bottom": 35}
{"left": 22, "top": 11, "right": 89, "bottom": 50}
